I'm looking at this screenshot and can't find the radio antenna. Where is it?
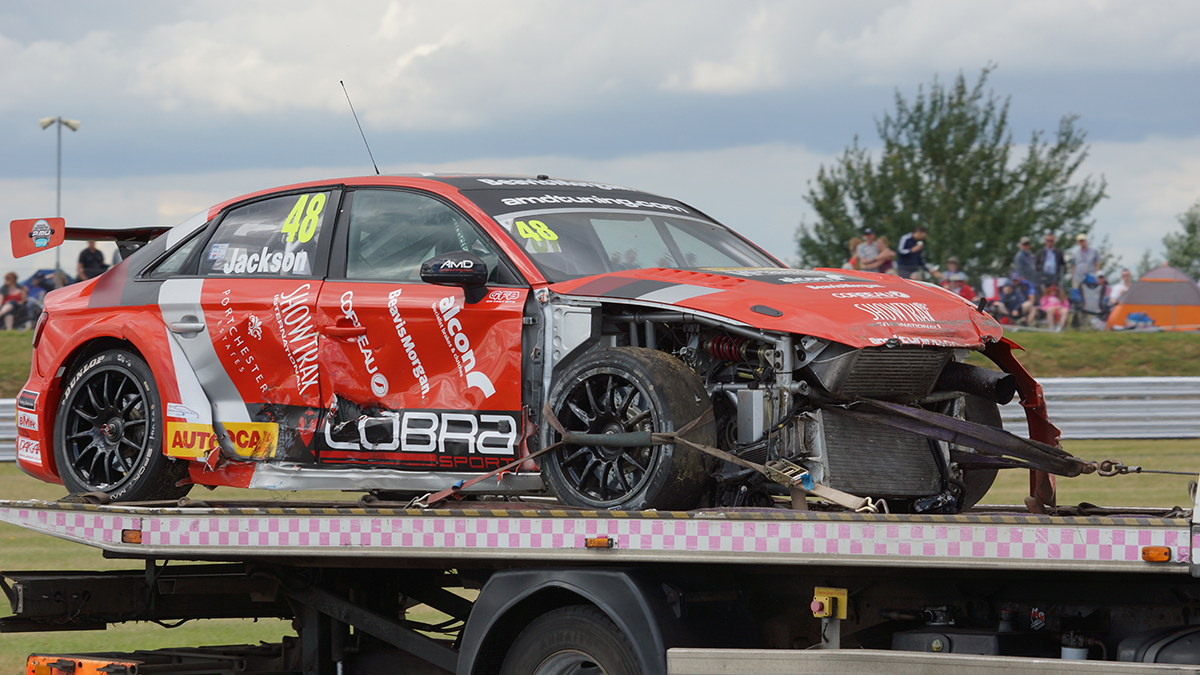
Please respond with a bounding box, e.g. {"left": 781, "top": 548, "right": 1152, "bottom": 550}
{"left": 340, "top": 80, "right": 380, "bottom": 175}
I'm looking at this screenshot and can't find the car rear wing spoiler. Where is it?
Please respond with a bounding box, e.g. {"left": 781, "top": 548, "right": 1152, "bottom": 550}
{"left": 10, "top": 218, "right": 171, "bottom": 259}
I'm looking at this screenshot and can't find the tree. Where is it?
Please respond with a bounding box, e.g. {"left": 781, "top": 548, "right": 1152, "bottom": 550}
{"left": 796, "top": 68, "right": 1107, "bottom": 282}
{"left": 1163, "top": 201, "right": 1200, "bottom": 279}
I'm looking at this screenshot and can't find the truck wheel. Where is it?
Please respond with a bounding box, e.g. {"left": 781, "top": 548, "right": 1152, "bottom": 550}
{"left": 958, "top": 394, "right": 1001, "bottom": 510}
{"left": 54, "top": 349, "right": 191, "bottom": 502}
{"left": 500, "top": 605, "right": 638, "bottom": 675}
{"left": 542, "top": 347, "right": 713, "bottom": 511}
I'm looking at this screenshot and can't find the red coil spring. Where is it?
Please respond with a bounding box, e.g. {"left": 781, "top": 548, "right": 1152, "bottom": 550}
{"left": 706, "top": 335, "right": 746, "bottom": 362}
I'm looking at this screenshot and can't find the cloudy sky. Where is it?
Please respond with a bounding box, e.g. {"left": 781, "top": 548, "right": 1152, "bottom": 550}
{"left": 2, "top": 0, "right": 1198, "bottom": 280}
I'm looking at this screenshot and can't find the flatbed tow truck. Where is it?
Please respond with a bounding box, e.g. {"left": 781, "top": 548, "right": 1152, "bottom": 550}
{"left": 4, "top": 488, "right": 1200, "bottom": 675}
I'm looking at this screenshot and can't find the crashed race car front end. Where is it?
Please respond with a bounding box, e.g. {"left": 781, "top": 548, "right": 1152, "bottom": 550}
{"left": 545, "top": 265, "right": 1064, "bottom": 512}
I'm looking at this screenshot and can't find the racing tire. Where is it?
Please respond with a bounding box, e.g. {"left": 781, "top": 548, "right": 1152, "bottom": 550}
{"left": 54, "top": 349, "right": 191, "bottom": 502}
{"left": 958, "top": 394, "right": 1002, "bottom": 510}
{"left": 542, "top": 347, "right": 713, "bottom": 511}
{"left": 499, "top": 605, "right": 639, "bottom": 675}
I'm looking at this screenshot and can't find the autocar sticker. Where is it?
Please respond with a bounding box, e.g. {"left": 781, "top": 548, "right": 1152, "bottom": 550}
{"left": 165, "top": 421, "right": 280, "bottom": 459}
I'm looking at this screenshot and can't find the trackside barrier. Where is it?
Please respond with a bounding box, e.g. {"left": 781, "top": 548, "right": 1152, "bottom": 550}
{"left": 998, "top": 377, "right": 1200, "bottom": 440}
{"left": 0, "top": 377, "right": 1196, "bottom": 461}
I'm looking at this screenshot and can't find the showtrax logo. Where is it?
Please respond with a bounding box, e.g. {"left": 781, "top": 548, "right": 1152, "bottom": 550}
{"left": 855, "top": 302, "right": 936, "bottom": 324}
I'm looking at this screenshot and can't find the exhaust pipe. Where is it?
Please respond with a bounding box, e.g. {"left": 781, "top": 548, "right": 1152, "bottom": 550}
{"left": 935, "top": 361, "right": 1018, "bottom": 405}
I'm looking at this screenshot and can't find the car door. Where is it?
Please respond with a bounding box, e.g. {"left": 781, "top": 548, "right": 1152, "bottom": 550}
{"left": 157, "top": 188, "right": 338, "bottom": 463}
{"left": 315, "top": 188, "right": 527, "bottom": 472}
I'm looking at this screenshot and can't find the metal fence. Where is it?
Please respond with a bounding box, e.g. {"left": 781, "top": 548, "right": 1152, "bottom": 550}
{"left": 1, "top": 377, "right": 1197, "bottom": 461}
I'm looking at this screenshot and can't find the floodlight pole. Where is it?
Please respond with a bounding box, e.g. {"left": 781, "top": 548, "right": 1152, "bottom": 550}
{"left": 40, "top": 116, "right": 80, "bottom": 288}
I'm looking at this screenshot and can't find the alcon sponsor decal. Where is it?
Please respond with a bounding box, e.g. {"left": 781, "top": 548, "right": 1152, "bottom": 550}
{"left": 273, "top": 284, "right": 321, "bottom": 396}
{"left": 339, "top": 291, "right": 388, "bottom": 397}
{"left": 324, "top": 409, "right": 518, "bottom": 460}
{"left": 219, "top": 246, "right": 311, "bottom": 275}
{"left": 433, "top": 295, "right": 497, "bottom": 398}
{"left": 17, "top": 437, "right": 40, "bottom": 466}
{"left": 17, "top": 389, "right": 38, "bottom": 411}
{"left": 855, "top": 302, "right": 937, "bottom": 329}
{"left": 832, "top": 291, "right": 910, "bottom": 299}
{"left": 387, "top": 289, "right": 430, "bottom": 397}
{"left": 17, "top": 409, "right": 38, "bottom": 432}
{"left": 216, "top": 290, "right": 268, "bottom": 394}
{"left": 165, "top": 421, "right": 280, "bottom": 459}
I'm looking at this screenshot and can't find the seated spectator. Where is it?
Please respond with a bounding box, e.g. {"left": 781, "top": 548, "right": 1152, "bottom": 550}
{"left": 990, "top": 280, "right": 1035, "bottom": 325}
{"left": 1074, "top": 273, "right": 1110, "bottom": 326}
{"left": 0, "top": 272, "right": 27, "bottom": 330}
{"left": 1039, "top": 285, "right": 1069, "bottom": 332}
{"left": 1108, "top": 268, "right": 1133, "bottom": 304}
{"left": 946, "top": 271, "right": 977, "bottom": 302}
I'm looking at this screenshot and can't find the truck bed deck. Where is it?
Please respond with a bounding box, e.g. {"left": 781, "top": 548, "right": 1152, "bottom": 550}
{"left": 2, "top": 498, "right": 1192, "bottom": 574}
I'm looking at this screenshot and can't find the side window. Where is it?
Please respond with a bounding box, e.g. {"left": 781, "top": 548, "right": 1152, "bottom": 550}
{"left": 146, "top": 228, "right": 206, "bottom": 279}
{"left": 346, "top": 190, "right": 503, "bottom": 282}
{"left": 199, "top": 191, "right": 333, "bottom": 277}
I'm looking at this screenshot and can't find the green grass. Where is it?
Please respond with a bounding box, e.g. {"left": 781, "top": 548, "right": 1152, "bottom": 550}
{"left": 966, "top": 329, "right": 1200, "bottom": 378}
{"left": 0, "top": 332, "right": 34, "bottom": 398}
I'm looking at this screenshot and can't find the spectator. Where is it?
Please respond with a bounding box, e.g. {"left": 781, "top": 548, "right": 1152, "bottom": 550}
{"left": 1070, "top": 233, "right": 1100, "bottom": 288}
{"left": 1013, "top": 236, "right": 1037, "bottom": 283}
{"left": 77, "top": 241, "right": 108, "bottom": 280}
{"left": 938, "top": 256, "right": 963, "bottom": 287}
{"left": 1034, "top": 233, "right": 1066, "bottom": 292}
{"left": 946, "top": 271, "right": 977, "bottom": 302}
{"left": 1096, "top": 272, "right": 1111, "bottom": 306}
{"left": 873, "top": 235, "right": 897, "bottom": 274}
{"left": 0, "top": 272, "right": 27, "bottom": 330}
{"left": 896, "top": 225, "right": 930, "bottom": 279}
{"left": 855, "top": 228, "right": 880, "bottom": 271}
{"left": 990, "top": 280, "right": 1035, "bottom": 325}
{"left": 1039, "top": 285, "right": 1069, "bottom": 332}
{"left": 845, "top": 236, "right": 862, "bottom": 269}
{"left": 1010, "top": 269, "right": 1039, "bottom": 302}
{"left": 1108, "top": 268, "right": 1133, "bottom": 304}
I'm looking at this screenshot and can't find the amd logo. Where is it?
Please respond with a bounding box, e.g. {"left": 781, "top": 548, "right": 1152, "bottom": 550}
{"left": 440, "top": 259, "right": 475, "bottom": 270}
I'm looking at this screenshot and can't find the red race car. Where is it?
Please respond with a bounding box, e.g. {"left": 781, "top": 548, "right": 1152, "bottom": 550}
{"left": 10, "top": 175, "right": 1074, "bottom": 512}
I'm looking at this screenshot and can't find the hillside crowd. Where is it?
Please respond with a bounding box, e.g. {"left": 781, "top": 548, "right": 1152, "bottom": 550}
{"left": 846, "top": 228, "right": 1137, "bottom": 332}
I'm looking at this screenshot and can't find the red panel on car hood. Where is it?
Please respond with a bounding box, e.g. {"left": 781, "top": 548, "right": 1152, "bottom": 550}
{"left": 551, "top": 267, "right": 1002, "bottom": 349}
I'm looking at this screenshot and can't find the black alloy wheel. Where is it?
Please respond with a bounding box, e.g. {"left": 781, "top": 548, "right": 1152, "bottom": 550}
{"left": 54, "top": 349, "right": 190, "bottom": 502}
{"left": 543, "top": 347, "right": 712, "bottom": 511}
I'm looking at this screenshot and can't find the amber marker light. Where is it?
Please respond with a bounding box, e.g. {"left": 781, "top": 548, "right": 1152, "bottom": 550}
{"left": 121, "top": 529, "right": 143, "bottom": 544}
{"left": 1141, "top": 546, "right": 1171, "bottom": 562}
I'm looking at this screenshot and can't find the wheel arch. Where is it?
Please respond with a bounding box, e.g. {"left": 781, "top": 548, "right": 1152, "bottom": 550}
{"left": 43, "top": 324, "right": 204, "bottom": 479}
{"left": 458, "top": 568, "right": 671, "bottom": 675}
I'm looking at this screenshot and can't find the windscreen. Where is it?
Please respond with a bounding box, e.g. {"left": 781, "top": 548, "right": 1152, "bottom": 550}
{"left": 492, "top": 209, "right": 779, "bottom": 282}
